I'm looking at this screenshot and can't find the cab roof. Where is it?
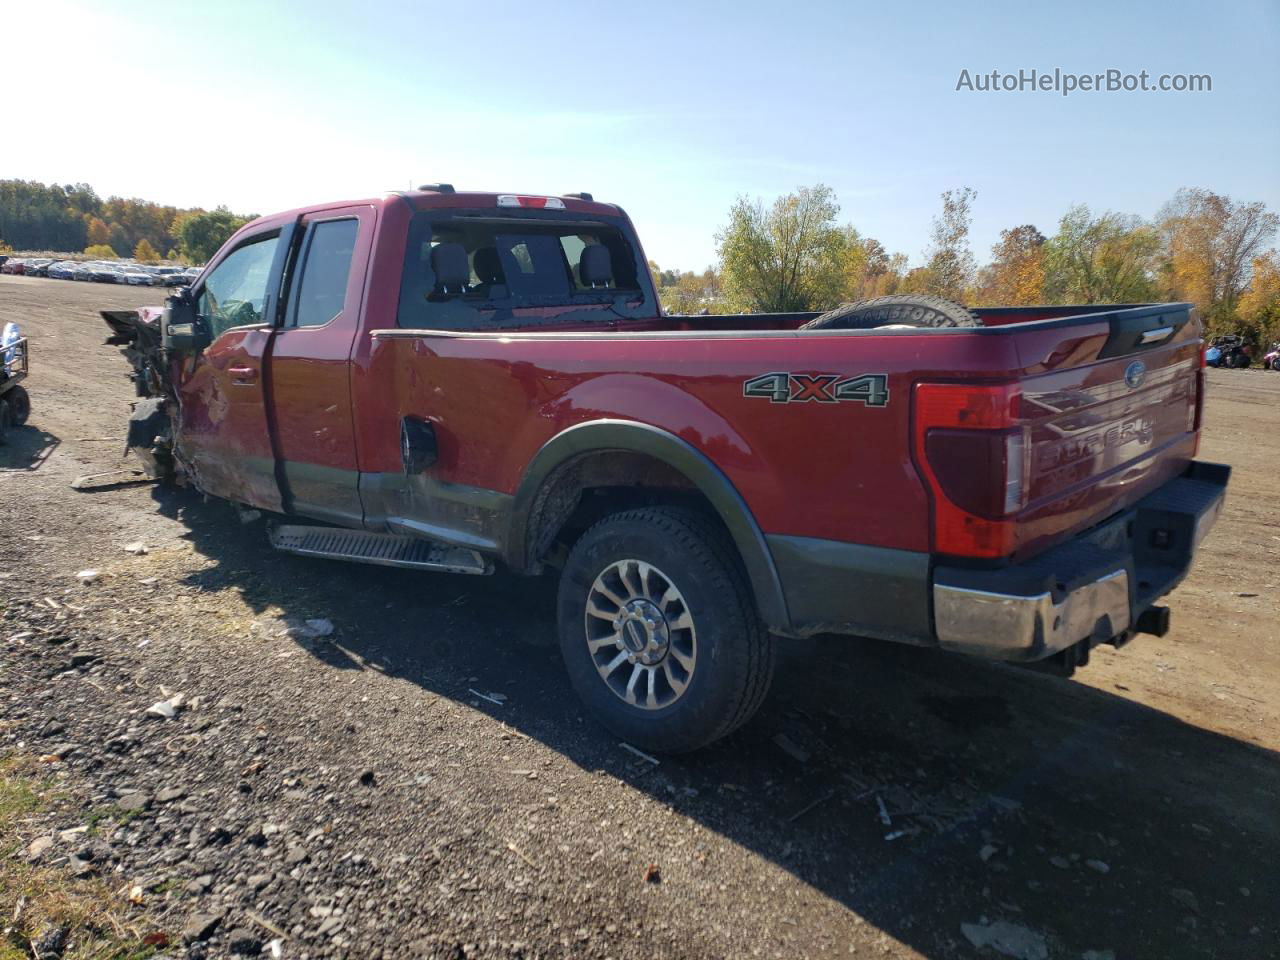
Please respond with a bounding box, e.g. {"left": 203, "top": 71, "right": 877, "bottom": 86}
{"left": 246, "top": 189, "right": 624, "bottom": 228}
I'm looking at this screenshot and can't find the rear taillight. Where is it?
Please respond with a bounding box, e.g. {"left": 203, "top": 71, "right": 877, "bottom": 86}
{"left": 913, "top": 382, "right": 1026, "bottom": 558}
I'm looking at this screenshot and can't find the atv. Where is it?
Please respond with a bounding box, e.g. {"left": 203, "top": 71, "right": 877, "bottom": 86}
{"left": 1207, "top": 334, "right": 1251, "bottom": 369}
{"left": 0, "top": 322, "right": 31, "bottom": 443}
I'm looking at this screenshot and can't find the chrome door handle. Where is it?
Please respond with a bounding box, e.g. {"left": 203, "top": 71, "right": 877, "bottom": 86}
{"left": 229, "top": 365, "right": 259, "bottom": 385}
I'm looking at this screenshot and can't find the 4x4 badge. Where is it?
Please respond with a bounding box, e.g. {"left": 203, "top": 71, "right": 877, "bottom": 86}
{"left": 743, "top": 372, "right": 889, "bottom": 407}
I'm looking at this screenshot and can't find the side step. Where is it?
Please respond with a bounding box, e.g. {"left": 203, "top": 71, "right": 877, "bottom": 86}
{"left": 268, "top": 524, "right": 491, "bottom": 575}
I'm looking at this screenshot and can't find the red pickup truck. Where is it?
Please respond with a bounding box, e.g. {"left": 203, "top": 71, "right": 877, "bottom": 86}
{"left": 103, "top": 185, "right": 1228, "bottom": 752}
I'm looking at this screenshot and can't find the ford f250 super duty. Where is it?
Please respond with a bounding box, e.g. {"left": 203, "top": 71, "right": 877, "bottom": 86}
{"left": 101, "top": 185, "right": 1229, "bottom": 752}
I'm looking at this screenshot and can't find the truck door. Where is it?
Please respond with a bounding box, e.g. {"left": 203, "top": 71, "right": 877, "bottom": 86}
{"left": 176, "top": 226, "right": 292, "bottom": 510}
{"left": 266, "top": 205, "right": 375, "bottom": 525}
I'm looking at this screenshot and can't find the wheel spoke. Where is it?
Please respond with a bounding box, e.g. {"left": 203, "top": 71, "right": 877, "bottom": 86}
{"left": 658, "top": 585, "right": 681, "bottom": 612}
{"left": 586, "top": 596, "right": 619, "bottom": 622}
{"left": 667, "top": 610, "right": 693, "bottom": 632}
{"left": 587, "top": 630, "right": 623, "bottom": 654}
{"left": 645, "top": 665, "right": 657, "bottom": 707}
{"left": 598, "top": 650, "right": 628, "bottom": 679}
{"left": 662, "top": 660, "right": 688, "bottom": 697}
{"left": 621, "top": 561, "right": 644, "bottom": 599}
{"left": 594, "top": 580, "right": 627, "bottom": 608}
{"left": 668, "top": 645, "right": 694, "bottom": 672}
{"left": 636, "top": 561, "right": 656, "bottom": 599}
{"left": 624, "top": 663, "right": 643, "bottom": 704}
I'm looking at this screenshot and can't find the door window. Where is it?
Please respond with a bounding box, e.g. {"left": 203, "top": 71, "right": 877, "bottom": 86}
{"left": 290, "top": 219, "right": 358, "bottom": 328}
{"left": 197, "top": 235, "right": 280, "bottom": 338}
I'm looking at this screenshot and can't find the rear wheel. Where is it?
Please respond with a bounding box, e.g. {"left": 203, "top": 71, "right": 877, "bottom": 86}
{"left": 5, "top": 386, "right": 29, "bottom": 426}
{"left": 557, "top": 507, "right": 774, "bottom": 753}
{"left": 801, "top": 295, "right": 978, "bottom": 331}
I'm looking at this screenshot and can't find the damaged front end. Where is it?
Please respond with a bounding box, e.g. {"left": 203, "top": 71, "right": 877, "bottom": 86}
{"left": 102, "top": 307, "right": 177, "bottom": 481}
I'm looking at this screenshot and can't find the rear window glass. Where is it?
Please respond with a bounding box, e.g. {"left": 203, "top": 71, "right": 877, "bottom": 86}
{"left": 397, "top": 213, "right": 645, "bottom": 329}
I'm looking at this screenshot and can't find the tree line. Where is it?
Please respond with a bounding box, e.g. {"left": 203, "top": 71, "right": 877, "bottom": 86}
{"left": 652, "top": 185, "right": 1280, "bottom": 349}
{"left": 0, "top": 179, "right": 254, "bottom": 264}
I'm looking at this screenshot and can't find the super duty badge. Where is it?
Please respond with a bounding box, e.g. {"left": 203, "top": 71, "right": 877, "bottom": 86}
{"left": 743, "top": 372, "right": 889, "bottom": 407}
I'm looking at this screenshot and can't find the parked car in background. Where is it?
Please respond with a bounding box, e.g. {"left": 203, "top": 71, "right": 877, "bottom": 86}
{"left": 24, "top": 259, "right": 53, "bottom": 277}
{"left": 1, "top": 258, "right": 26, "bottom": 275}
{"left": 88, "top": 263, "right": 123, "bottom": 284}
{"left": 1263, "top": 342, "right": 1280, "bottom": 371}
{"left": 47, "top": 261, "right": 77, "bottom": 280}
{"left": 122, "top": 266, "right": 154, "bottom": 285}
{"left": 166, "top": 267, "right": 201, "bottom": 286}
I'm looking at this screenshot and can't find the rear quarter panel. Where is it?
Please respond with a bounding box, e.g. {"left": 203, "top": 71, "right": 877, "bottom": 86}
{"left": 355, "top": 329, "right": 1031, "bottom": 553}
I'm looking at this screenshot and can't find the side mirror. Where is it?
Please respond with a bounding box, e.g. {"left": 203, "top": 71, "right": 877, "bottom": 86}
{"left": 161, "top": 290, "right": 211, "bottom": 353}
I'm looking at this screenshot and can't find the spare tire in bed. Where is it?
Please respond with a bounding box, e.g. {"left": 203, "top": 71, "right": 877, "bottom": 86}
{"left": 801, "top": 295, "right": 979, "bottom": 330}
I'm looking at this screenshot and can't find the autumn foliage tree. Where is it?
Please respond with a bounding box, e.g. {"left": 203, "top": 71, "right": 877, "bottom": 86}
{"left": 176, "top": 208, "right": 251, "bottom": 264}
{"left": 0, "top": 178, "right": 251, "bottom": 262}
{"left": 975, "top": 225, "right": 1046, "bottom": 305}
{"left": 921, "top": 187, "right": 977, "bottom": 300}
{"left": 1042, "top": 206, "right": 1160, "bottom": 304}
{"left": 717, "top": 185, "right": 846, "bottom": 311}
{"left": 655, "top": 268, "right": 724, "bottom": 314}
{"left": 86, "top": 217, "right": 111, "bottom": 247}
{"left": 133, "top": 238, "right": 161, "bottom": 262}
{"left": 1236, "top": 252, "right": 1280, "bottom": 348}
{"left": 1159, "top": 188, "right": 1279, "bottom": 329}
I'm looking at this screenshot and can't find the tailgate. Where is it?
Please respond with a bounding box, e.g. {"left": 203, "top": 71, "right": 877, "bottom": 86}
{"left": 911, "top": 304, "right": 1202, "bottom": 561}
{"left": 1012, "top": 307, "right": 1201, "bottom": 558}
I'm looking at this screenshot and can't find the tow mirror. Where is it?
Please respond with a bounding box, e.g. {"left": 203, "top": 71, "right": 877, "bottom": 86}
{"left": 161, "top": 290, "right": 211, "bottom": 353}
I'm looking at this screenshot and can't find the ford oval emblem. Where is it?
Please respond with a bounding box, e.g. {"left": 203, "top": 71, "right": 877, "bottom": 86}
{"left": 1124, "top": 360, "right": 1146, "bottom": 389}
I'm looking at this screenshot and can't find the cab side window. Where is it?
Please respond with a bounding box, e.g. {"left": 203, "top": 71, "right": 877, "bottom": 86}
{"left": 291, "top": 219, "right": 358, "bottom": 328}
{"left": 197, "top": 235, "right": 280, "bottom": 339}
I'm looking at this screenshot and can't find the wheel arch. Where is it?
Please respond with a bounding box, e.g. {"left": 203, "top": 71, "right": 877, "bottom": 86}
{"left": 506, "top": 420, "right": 790, "bottom": 631}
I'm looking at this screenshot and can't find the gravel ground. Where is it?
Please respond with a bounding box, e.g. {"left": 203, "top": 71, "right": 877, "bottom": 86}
{"left": 1, "top": 274, "right": 1278, "bottom": 959}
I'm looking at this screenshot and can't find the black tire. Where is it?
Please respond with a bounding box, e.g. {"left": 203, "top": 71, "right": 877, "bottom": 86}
{"left": 557, "top": 506, "right": 774, "bottom": 753}
{"left": 1231, "top": 352, "right": 1250, "bottom": 369}
{"left": 801, "top": 294, "right": 979, "bottom": 331}
{"left": 5, "top": 385, "right": 29, "bottom": 426}
{"left": 0, "top": 399, "right": 10, "bottom": 445}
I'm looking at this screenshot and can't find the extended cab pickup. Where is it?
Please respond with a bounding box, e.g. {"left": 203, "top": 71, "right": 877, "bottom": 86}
{"left": 103, "top": 186, "right": 1228, "bottom": 752}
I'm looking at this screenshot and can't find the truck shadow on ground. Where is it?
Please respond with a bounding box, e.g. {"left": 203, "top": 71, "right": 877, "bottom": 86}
{"left": 157, "top": 486, "right": 1279, "bottom": 960}
{"left": 0, "top": 424, "right": 60, "bottom": 470}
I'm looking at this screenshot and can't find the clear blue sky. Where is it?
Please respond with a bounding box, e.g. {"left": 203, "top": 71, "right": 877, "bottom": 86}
{"left": 7, "top": 0, "right": 1278, "bottom": 269}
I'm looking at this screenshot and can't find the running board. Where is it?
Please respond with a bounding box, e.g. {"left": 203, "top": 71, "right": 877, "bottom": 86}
{"left": 268, "top": 524, "right": 491, "bottom": 575}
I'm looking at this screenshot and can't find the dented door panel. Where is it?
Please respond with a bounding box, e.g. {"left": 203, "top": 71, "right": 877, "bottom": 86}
{"left": 175, "top": 326, "right": 282, "bottom": 510}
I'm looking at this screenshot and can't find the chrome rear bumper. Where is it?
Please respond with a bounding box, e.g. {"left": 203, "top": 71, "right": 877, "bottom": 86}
{"left": 931, "top": 461, "right": 1228, "bottom": 662}
{"left": 935, "top": 569, "right": 1131, "bottom": 660}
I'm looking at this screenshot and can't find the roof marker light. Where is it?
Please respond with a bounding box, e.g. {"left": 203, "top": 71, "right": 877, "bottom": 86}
{"left": 497, "top": 195, "right": 566, "bottom": 210}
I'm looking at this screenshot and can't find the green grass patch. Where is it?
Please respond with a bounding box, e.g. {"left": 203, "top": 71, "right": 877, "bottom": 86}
{"left": 0, "top": 753, "right": 169, "bottom": 959}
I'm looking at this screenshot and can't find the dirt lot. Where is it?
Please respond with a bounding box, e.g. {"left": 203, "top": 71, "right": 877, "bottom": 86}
{"left": 1, "top": 273, "right": 1277, "bottom": 959}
